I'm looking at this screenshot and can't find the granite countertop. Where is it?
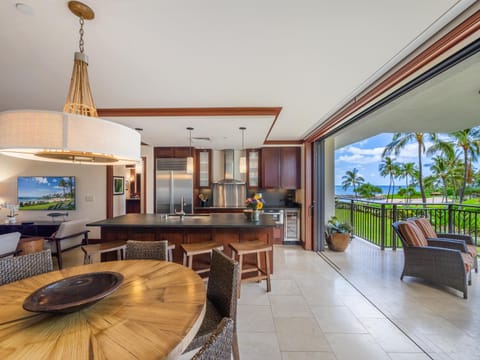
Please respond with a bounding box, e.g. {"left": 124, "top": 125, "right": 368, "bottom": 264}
{"left": 194, "top": 205, "right": 301, "bottom": 210}
{"left": 87, "top": 213, "right": 276, "bottom": 229}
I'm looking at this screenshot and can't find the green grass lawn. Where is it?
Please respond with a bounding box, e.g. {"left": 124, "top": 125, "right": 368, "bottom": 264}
{"left": 20, "top": 200, "right": 74, "bottom": 210}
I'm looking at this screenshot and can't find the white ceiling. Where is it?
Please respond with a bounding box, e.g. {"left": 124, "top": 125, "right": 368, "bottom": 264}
{"left": 335, "top": 51, "right": 480, "bottom": 148}
{"left": 0, "top": 0, "right": 472, "bottom": 149}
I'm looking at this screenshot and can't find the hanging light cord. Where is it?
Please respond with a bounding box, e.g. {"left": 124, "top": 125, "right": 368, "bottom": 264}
{"left": 79, "top": 17, "right": 85, "bottom": 53}
{"left": 242, "top": 128, "right": 245, "bottom": 150}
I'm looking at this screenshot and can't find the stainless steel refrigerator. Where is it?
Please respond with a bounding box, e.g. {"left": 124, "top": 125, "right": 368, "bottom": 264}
{"left": 155, "top": 158, "right": 193, "bottom": 214}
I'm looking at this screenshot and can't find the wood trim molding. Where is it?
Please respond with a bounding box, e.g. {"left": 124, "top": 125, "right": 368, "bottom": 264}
{"left": 97, "top": 106, "right": 296, "bottom": 145}
{"left": 142, "top": 156, "right": 147, "bottom": 214}
{"left": 305, "top": 10, "right": 480, "bottom": 142}
{"left": 303, "top": 142, "right": 313, "bottom": 251}
{"left": 97, "top": 107, "right": 282, "bottom": 117}
{"left": 106, "top": 166, "right": 113, "bottom": 219}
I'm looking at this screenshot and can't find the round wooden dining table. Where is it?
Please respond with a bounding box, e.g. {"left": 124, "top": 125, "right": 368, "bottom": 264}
{"left": 0, "top": 260, "right": 206, "bottom": 360}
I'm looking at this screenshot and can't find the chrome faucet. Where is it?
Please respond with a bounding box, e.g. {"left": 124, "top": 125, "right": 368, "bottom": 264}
{"left": 175, "top": 196, "right": 186, "bottom": 219}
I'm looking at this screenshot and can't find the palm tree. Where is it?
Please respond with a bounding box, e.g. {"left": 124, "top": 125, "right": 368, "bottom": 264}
{"left": 447, "top": 129, "right": 480, "bottom": 203}
{"left": 341, "top": 168, "right": 364, "bottom": 199}
{"left": 58, "top": 178, "right": 67, "bottom": 197}
{"left": 379, "top": 157, "right": 399, "bottom": 202}
{"left": 399, "top": 162, "right": 416, "bottom": 202}
{"left": 383, "top": 132, "right": 437, "bottom": 204}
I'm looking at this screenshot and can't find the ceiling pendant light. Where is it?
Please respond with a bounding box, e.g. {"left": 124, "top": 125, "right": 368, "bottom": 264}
{"left": 0, "top": 1, "right": 140, "bottom": 165}
{"left": 186, "top": 127, "right": 194, "bottom": 174}
{"left": 239, "top": 127, "right": 247, "bottom": 174}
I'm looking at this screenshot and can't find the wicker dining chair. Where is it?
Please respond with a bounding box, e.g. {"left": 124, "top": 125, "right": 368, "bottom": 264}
{"left": 191, "top": 317, "right": 234, "bottom": 360}
{"left": 125, "top": 240, "right": 168, "bottom": 261}
{"left": 0, "top": 249, "right": 54, "bottom": 286}
{"left": 184, "top": 249, "right": 240, "bottom": 360}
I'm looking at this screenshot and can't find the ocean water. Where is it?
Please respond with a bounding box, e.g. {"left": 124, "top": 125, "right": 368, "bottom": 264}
{"left": 335, "top": 185, "right": 419, "bottom": 196}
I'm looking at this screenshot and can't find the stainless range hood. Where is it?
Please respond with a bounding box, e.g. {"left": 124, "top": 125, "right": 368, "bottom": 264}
{"left": 216, "top": 149, "right": 244, "bottom": 184}
{"left": 212, "top": 149, "right": 246, "bottom": 207}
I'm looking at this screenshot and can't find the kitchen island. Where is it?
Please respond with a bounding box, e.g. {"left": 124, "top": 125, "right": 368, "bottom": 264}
{"left": 87, "top": 213, "right": 276, "bottom": 270}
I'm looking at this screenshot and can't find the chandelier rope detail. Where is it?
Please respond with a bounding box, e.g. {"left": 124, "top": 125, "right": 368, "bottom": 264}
{"left": 0, "top": 1, "right": 140, "bottom": 165}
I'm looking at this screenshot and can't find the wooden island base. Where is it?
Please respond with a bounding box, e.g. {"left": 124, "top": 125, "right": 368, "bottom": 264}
{"left": 89, "top": 213, "right": 275, "bottom": 273}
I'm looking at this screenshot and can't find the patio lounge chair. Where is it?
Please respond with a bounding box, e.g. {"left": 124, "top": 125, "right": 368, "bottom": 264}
{"left": 392, "top": 220, "right": 474, "bottom": 299}
{"left": 407, "top": 217, "right": 478, "bottom": 273}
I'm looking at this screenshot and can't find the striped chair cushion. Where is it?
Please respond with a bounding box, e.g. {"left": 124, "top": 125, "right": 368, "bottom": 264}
{"left": 461, "top": 252, "right": 474, "bottom": 273}
{"left": 398, "top": 221, "right": 428, "bottom": 247}
{"left": 467, "top": 244, "right": 478, "bottom": 259}
{"left": 412, "top": 218, "right": 437, "bottom": 238}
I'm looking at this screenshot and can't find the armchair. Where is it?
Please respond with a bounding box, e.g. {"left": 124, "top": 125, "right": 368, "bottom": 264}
{"left": 408, "top": 217, "right": 478, "bottom": 272}
{"left": 392, "top": 220, "right": 474, "bottom": 299}
{"left": 0, "top": 232, "right": 21, "bottom": 258}
{"left": 44, "top": 219, "right": 89, "bottom": 269}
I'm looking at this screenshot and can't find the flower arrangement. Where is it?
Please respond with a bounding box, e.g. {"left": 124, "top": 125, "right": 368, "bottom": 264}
{"left": 246, "top": 193, "right": 265, "bottom": 211}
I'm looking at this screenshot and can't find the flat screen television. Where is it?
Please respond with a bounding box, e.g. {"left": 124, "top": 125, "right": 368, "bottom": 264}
{"left": 18, "top": 176, "right": 76, "bottom": 210}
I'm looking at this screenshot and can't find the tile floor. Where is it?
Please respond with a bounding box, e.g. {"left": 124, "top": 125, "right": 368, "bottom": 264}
{"left": 61, "top": 239, "right": 479, "bottom": 360}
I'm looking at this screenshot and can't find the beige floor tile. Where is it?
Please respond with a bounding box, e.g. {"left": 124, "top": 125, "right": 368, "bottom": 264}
{"left": 387, "top": 353, "right": 432, "bottom": 360}
{"left": 238, "top": 332, "right": 282, "bottom": 360}
{"left": 238, "top": 282, "right": 271, "bottom": 305}
{"left": 359, "top": 318, "right": 421, "bottom": 353}
{"left": 269, "top": 279, "right": 301, "bottom": 295}
{"left": 341, "top": 294, "right": 384, "bottom": 318}
{"left": 274, "top": 317, "right": 331, "bottom": 352}
{"left": 269, "top": 295, "right": 312, "bottom": 318}
{"left": 311, "top": 305, "right": 367, "bottom": 333}
{"left": 326, "top": 333, "right": 390, "bottom": 360}
{"left": 281, "top": 352, "right": 336, "bottom": 360}
{"left": 238, "top": 304, "right": 275, "bottom": 332}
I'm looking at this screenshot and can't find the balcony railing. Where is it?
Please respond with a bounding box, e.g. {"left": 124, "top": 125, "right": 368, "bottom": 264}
{"left": 334, "top": 198, "right": 480, "bottom": 250}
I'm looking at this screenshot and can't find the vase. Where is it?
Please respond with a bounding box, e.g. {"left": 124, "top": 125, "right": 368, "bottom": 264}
{"left": 252, "top": 210, "right": 260, "bottom": 222}
{"left": 326, "top": 233, "right": 350, "bottom": 251}
{"left": 6, "top": 217, "right": 16, "bottom": 224}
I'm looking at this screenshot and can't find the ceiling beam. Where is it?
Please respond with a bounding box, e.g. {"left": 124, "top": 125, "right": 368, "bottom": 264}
{"left": 97, "top": 107, "right": 282, "bottom": 117}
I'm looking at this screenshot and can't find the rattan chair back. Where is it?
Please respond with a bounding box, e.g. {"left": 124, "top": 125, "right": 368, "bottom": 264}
{"left": 126, "top": 240, "right": 168, "bottom": 260}
{"left": 0, "top": 249, "right": 54, "bottom": 286}
{"left": 191, "top": 317, "right": 234, "bottom": 360}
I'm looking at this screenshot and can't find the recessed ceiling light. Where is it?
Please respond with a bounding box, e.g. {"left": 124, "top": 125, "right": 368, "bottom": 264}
{"left": 15, "top": 3, "right": 34, "bottom": 15}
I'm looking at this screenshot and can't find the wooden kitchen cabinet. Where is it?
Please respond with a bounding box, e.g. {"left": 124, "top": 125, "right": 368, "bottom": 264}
{"left": 154, "top": 147, "right": 192, "bottom": 158}
{"left": 261, "top": 147, "right": 300, "bottom": 189}
{"left": 195, "top": 149, "right": 211, "bottom": 188}
{"left": 247, "top": 149, "right": 260, "bottom": 188}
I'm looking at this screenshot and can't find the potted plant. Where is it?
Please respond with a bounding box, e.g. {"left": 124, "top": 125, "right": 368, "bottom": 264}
{"left": 325, "top": 216, "right": 353, "bottom": 251}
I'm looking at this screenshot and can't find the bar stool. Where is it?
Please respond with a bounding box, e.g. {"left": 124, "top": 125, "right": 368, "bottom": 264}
{"left": 180, "top": 241, "right": 224, "bottom": 279}
{"left": 167, "top": 243, "right": 175, "bottom": 262}
{"left": 81, "top": 240, "right": 126, "bottom": 264}
{"left": 229, "top": 240, "right": 272, "bottom": 297}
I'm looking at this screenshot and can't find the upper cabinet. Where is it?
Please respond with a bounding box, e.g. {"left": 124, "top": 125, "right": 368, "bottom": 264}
{"left": 154, "top": 147, "right": 191, "bottom": 158}
{"left": 195, "top": 149, "right": 211, "bottom": 188}
{"left": 246, "top": 149, "right": 260, "bottom": 188}
{"left": 261, "top": 147, "right": 300, "bottom": 189}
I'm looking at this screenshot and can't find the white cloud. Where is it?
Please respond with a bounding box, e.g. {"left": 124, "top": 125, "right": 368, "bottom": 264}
{"left": 336, "top": 145, "right": 384, "bottom": 164}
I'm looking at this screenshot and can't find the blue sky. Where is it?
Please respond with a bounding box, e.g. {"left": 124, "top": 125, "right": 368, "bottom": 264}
{"left": 335, "top": 133, "right": 430, "bottom": 186}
